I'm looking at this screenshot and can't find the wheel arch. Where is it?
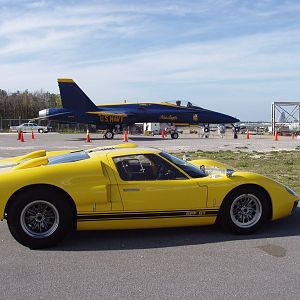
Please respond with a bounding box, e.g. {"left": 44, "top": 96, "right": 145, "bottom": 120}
{"left": 5, "top": 184, "right": 77, "bottom": 229}
{"left": 218, "top": 184, "right": 273, "bottom": 221}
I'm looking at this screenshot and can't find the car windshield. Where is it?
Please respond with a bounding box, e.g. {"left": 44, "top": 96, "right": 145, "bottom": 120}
{"left": 159, "top": 152, "right": 207, "bottom": 178}
{"left": 48, "top": 151, "right": 90, "bottom": 165}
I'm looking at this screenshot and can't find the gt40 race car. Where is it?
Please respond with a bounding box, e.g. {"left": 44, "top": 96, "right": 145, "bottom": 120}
{"left": 0, "top": 144, "right": 299, "bottom": 249}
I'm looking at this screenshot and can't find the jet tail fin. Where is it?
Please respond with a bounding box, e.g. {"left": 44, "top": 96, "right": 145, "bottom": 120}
{"left": 57, "top": 78, "right": 98, "bottom": 112}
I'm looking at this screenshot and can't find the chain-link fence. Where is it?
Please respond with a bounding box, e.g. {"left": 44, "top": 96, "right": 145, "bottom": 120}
{"left": 0, "top": 118, "right": 92, "bottom": 133}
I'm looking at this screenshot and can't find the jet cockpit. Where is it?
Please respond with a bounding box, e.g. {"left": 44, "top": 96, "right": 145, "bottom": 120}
{"left": 165, "top": 100, "right": 202, "bottom": 109}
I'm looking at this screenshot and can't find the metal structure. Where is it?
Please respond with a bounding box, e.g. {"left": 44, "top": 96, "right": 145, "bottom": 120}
{"left": 271, "top": 102, "right": 300, "bottom": 134}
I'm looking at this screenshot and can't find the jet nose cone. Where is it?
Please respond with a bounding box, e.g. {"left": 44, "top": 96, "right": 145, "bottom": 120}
{"left": 216, "top": 112, "right": 239, "bottom": 124}
{"left": 230, "top": 116, "right": 240, "bottom": 123}
{"left": 39, "top": 109, "right": 48, "bottom": 118}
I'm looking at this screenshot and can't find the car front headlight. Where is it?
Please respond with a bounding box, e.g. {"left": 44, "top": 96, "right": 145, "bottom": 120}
{"left": 285, "top": 186, "right": 299, "bottom": 197}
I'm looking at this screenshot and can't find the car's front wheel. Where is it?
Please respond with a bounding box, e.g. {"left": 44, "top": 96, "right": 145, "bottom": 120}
{"left": 7, "top": 189, "right": 73, "bottom": 249}
{"left": 219, "top": 187, "right": 270, "bottom": 234}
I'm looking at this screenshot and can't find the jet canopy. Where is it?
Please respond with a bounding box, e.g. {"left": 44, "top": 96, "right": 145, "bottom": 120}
{"left": 165, "top": 100, "right": 202, "bottom": 109}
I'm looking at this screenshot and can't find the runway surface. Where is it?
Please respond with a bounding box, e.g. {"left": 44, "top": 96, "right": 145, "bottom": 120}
{"left": 0, "top": 132, "right": 300, "bottom": 299}
{"left": 0, "top": 132, "right": 299, "bottom": 158}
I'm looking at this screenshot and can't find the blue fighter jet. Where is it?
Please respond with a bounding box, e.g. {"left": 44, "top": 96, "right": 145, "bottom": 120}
{"left": 39, "top": 78, "right": 240, "bottom": 139}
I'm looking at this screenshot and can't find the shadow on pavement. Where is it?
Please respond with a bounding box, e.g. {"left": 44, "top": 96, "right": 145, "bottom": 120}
{"left": 124, "top": 136, "right": 170, "bottom": 141}
{"left": 64, "top": 137, "right": 123, "bottom": 142}
{"left": 127, "top": 136, "right": 209, "bottom": 141}
{"left": 64, "top": 134, "right": 209, "bottom": 142}
{"left": 51, "top": 208, "right": 300, "bottom": 252}
{"left": 65, "top": 136, "right": 168, "bottom": 142}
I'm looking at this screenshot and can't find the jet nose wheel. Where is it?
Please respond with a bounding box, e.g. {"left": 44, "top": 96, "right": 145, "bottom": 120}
{"left": 171, "top": 132, "right": 179, "bottom": 139}
{"left": 104, "top": 130, "right": 114, "bottom": 139}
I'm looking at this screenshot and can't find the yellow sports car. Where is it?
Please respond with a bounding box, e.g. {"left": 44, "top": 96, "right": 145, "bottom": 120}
{"left": 0, "top": 143, "right": 299, "bottom": 249}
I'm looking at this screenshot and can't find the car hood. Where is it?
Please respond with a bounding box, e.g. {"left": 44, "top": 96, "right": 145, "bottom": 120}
{"left": 189, "top": 159, "right": 235, "bottom": 178}
{"left": 190, "top": 159, "right": 232, "bottom": 170}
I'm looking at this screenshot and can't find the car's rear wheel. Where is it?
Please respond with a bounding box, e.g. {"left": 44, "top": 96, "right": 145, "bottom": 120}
{"left": 7, "top": 189, "right": 73, "bottom": 249}
{"left": 38, "top": 129, "right": 43, "bottom": 133}
{"left": 219, "top": 187, "right": 270, "bottom": 234}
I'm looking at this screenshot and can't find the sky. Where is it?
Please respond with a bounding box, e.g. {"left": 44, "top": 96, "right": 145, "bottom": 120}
{"left": 1, "top": 0, "right": 300, "bottom": 121}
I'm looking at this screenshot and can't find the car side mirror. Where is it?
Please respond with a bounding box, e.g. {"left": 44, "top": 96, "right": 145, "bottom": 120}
{"left": 226, "top": 169, "right": 235, "bottom": 177}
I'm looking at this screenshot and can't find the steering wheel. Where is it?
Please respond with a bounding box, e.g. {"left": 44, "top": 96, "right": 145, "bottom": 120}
{"left": 157, "top": 165, "right": 174, "bottom": 180}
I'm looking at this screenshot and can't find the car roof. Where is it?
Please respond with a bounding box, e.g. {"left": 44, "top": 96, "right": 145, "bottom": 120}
{"left": 87, "top": 143, "right": 161, "bottom": 158}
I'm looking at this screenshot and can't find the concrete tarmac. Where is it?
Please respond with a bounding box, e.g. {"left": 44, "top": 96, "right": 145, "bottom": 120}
{"left": 0, "top": 132, "right": 299, "bottom": 158}
{"left": 0, "top": 132, "right": 300, "bottom": 299}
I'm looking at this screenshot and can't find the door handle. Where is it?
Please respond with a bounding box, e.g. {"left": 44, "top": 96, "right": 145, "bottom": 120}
{"left": 123, "top": 188, "right": 140, "bottom": 192}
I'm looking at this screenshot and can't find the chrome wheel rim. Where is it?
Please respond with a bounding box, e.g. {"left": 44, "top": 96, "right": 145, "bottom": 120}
{"left": 20, "top": 200, "right": 59, "bottom": 238}
{"left": 230, "top": 194, "right": 262, "bottom": 228}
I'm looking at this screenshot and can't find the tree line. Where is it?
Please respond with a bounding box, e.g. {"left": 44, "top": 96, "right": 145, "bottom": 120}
{"left": 0, "top": 89, "right": 62, "bottom": 119}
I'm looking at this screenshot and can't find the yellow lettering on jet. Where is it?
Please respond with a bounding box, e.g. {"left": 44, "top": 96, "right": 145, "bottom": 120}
{"left": 100, "top": 115, "right": 125, "bottom": 123}
{"left": 159, "top": 115, "right": 178, "bottom": 121}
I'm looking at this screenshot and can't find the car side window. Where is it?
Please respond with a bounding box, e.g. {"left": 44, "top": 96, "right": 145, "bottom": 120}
{"left": 113, "top": 154, "right": 187, "bottom": 181}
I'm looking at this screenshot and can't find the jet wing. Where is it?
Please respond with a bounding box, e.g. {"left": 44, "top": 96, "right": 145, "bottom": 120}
{"left": 86, "top": 111, "right": 136, "bottom": 123}
{"left": 86, "top": 111, "right": 129, "bottom": 117}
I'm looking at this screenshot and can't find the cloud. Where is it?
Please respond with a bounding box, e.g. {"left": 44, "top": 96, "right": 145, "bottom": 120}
{"left": 1, "top": 0, "right": 300, "bottom": 120}
{"left": 3, "top": 27, "right": 299, "bottom": 89}
{"left": 1, "top": 0, "right": 298, "bottom": 64}
{"left": 68, "top": 28, "right": 300, "bottom": 85}
{"left": 0, "top": 1, "right": 150, "bottom": 63}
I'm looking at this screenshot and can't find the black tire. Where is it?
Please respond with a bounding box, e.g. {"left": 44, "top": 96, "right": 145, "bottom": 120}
{"left": 218, "top": 186, "right": 270, "bottom": 234}
{"left": 171, "top": 132, "right": 179, "bottom": 139}
{"left": 104, "top": 130, "right": 114, "bottom": 139}
{"left": 7, "top": 188, "right": 73, "bottom": 249}
{"left": 38, "top": 129, "right": 43, "bottom": 133}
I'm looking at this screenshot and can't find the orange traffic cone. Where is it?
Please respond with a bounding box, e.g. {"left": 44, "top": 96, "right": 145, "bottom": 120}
{"left": 246, "top": 130, "right": 250, "bottom": 140}
{"left": 20, "top": 131, "right": 25, "bottom": 142}
{"left": 123, "top": 130, "right": 128, "bottom": 142}
{"left": 31, "top": 129, "right": 35, "bottom": 140}
{"left": 17, "top": 130, "right": 21, "bottom": 140}
{"left": 161, "top": 129, "right": 165, "bottom": 139}
{"left": 86, "top": 129, "right": 91, "bottom": 142}
{"left": 274, "top": 131, "right": 278, "bottom": 141}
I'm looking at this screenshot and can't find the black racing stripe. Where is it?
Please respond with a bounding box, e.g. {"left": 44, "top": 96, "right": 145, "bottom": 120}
{"left": 77, "top": 209, "right": 219, "bottom": 222}
{"left": 77, "top": 210, "right": 218, "bottom": 219}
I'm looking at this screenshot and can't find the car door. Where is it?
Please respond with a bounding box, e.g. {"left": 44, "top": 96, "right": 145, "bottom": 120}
{"left": 32, "top": 123, "right": 37, "bottom": 132}
{"left": 27, "top": 123, "right": 33, "bottom": 132}
{"left": 20, "top": 123, "right": 28, "bottom": 131}
{"left": 108, "top": 153, "right": 208, "bottom": 214}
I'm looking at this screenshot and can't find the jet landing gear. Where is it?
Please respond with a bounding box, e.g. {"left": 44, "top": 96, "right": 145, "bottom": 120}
{"left": 164, "top": 127, "right": 179, "bottom": 139}
{"left": 104, "top": 129, "right": 114, "bottom": 139}
{"left": 171, "top": 131, "right": 179, "bottom": 139}
{"left": 201, "top": 125, "right": 210, "bottom": 138}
